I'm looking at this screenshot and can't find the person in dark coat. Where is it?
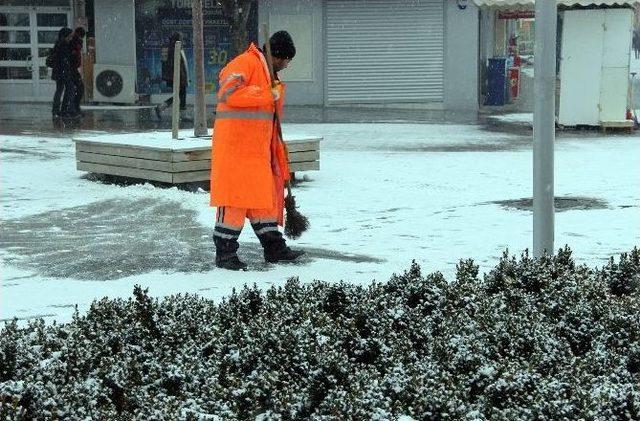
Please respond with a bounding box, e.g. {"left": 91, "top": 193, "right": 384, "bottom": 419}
{"left": 633, "top": 29, "right": 640, "bottom": 60}
{"left": 50, "top": 27, "right": 75, "bottom": 118}
{"left": 155, "top": 32, "right": 189, "bottom": 120}
{"left": 69, "top": 27, "right": 86, "bottom": 115}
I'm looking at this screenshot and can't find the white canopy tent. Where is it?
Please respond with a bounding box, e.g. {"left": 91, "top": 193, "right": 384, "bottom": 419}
{"left": 472, "top": 0, "right": 638, "bottom": 8}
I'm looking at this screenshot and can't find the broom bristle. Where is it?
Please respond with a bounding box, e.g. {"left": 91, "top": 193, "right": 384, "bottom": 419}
{"left": 284, "top": 194, "right": 309, "bottom": 239}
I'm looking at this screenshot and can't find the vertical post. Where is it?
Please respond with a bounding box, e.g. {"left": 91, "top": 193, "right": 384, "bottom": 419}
{"left": 171, "top": 40, "right": 182, "bottom": 140}
{"left": 533, "top": 0, "right": 557, "bottom": 257}
{"left": 72, "top": 0, "right": 87, "bottom": 104}
{"left": 73, "top": 0, "right": 87, "bottom": 27}
{"left": 192, "top": 0, "right": 207, "bottom": 137}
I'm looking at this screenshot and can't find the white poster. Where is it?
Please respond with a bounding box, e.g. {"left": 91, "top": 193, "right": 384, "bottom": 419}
{"left": 269, "top": 14, "right": 313, "bottom": 82}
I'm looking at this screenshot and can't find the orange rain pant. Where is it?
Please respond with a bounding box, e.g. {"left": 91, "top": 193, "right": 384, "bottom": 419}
{"left": 214, "top": 206, "right": 279, "bottom": 240}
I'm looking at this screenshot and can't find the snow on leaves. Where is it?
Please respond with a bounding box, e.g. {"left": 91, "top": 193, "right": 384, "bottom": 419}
{"left": 1, "top": 247, "right": 640, "bottom": 419}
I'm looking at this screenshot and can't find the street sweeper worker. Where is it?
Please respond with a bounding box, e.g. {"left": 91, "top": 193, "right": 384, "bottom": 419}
{"left": 210, "top": 30, "right": 304, "bottom": 271}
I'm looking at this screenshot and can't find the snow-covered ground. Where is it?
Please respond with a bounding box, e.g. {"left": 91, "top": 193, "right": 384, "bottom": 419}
{"left": 488, "top": 113, "right": 533, "bottom": 126}
{"left": 631, "top": 52, "right": 640, "bottom": 74}
{"left": 1, "top": 122, "right": 639, "bottom": 323}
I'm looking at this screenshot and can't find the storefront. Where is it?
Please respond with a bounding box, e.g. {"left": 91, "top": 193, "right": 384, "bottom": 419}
{"left": 134, "top": 0, "right": 258, "bottom": 101}
{"left": 475, "top": 0, "right": 638, "bottom": 120}
{"left": 2, "top": 0, "right": 481, "bottom": 112}
{"left": 0, "top": 1, "right": 74, "bottom": 101}
{"left": 261, "top": 0, "right": 478, "bottom": 109}
{"left": 324, "top": 0, "right": 445, "bottom": 104}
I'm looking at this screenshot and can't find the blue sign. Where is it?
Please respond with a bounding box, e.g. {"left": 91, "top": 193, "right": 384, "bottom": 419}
{"left": 134, "top": 0, "right": 258, "bottom": 95}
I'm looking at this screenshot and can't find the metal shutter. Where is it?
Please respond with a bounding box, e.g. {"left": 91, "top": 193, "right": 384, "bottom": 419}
{"left": 326, "top": 0, "right": 444, "bottom": 104}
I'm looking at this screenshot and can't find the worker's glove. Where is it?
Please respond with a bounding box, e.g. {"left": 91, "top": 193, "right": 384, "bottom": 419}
{"left": 271, "top": 87, "right": 281, "bottom": 101}
{"left": 271, "top": 81, "right": 283, "bottom": 101}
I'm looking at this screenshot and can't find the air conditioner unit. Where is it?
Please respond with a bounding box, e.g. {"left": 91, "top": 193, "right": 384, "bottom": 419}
{"left": 93, "top": 64, "right": 137, "bottom": 104}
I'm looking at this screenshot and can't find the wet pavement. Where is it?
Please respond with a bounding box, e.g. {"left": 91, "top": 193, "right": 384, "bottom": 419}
{"left": 0, "top": 102, "right": 508, "bottom": 137}
{"left": 9, "top": 101, "right": 631, "bottom": 144}
{"left": 0, "top": 196, "right": 383, "bottom": 282}
{"left": 488, "top": 197, "right": 611, "bottom": 212}
{"left": 4, "top": 101, "right": 634, "bottom": 140}
{"left": 0, "top": 101, "right": 518, "bottom": 284}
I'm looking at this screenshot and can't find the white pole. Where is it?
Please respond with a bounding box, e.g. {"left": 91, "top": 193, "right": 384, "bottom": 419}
{"left": 171, "top": 40, "right": 182, "bottom": 140}
{"left": 533, "top": 0, "right": 557, "bottom": 257}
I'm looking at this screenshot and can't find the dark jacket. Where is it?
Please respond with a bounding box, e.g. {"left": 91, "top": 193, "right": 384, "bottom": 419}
{"left": 162, "top": 40, "right": 188, "bottom": 87}
{"left": 70, "top": 35, "right": 83, "bottom": 69}
{"left": 51, "top": 40, "right": 74, "bottom": 82}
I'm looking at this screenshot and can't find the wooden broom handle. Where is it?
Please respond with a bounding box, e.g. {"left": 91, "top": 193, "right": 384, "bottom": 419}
{"left": 261, "top": 24, "right": 277, "bottom": 88}
{"left": 261, "top": 24, "right": 292, "bottom": 188}
{"left": 261, "top": 24, "right": 284, "bottom": 138}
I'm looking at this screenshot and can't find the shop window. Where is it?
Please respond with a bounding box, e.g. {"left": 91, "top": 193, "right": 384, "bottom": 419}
{"left": 0, "top": 30, "right": 31, "bottom": 44}
{"left": 37, "top": 13, "right": 68, "bottom": 28}
{"left": 0, "top": 47, "right": 31, "bottom": 61}
{"left": 1, "top": 0, "right": 69, "bottom": 6}
{"left": 37, "top": 31, "right": 58, "bottom": 44}
{"left": 0, "top": 13, "right": 30, "bottom": 27}
{"left": 39, "top": 66, "right": 49, "bottom": 79}
{"left": 0, "top": 66, "right": 31, "bottom": 79}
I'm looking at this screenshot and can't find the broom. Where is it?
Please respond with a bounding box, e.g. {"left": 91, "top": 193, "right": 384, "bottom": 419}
{"left": 262, "top": 24, "right": 310, "bottom": 239}
{"left": 283, "top": 158, "right": 310, "bottom": 240}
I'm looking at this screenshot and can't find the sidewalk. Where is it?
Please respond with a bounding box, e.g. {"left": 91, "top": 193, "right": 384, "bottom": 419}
{"left": 0, "top": 102, "right": 484, "bottom": 137}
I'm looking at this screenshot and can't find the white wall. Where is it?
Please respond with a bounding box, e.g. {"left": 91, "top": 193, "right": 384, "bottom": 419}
{"left": 94, "top": 0, "right": 136, "bottom": 67}
{"left": 480, "top": 9, "right": 495, "bottom": 62}
{"left": 259, "top": 0, "right": 324, "bottom": 105}
{"left": 444, "top": 0, "right": 479, "bottom": 111}
{"left": 259, "top": 0, "right": 479, "bottom": 110}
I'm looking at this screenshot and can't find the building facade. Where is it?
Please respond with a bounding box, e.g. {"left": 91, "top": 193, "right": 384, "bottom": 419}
{"left": 0, "top": 0, "right": 84, "bottom": 102}
{"left": 1, "top": 0, "right": 480, "bottom": 111}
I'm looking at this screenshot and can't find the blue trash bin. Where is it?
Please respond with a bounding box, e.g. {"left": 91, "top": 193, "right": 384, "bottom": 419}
{"left": 486, "top": 58, "right": 507, "bottom": 106}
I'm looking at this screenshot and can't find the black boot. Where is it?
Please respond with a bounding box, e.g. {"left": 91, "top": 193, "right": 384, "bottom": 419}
{"left": 257, "top": 231, "right": 305, "bottom": 263}
{"left": 214, "top": 236, "right": 247, "bottom": 271}
{"left": 155, "top": 103, "right": 169, "bottom": 119}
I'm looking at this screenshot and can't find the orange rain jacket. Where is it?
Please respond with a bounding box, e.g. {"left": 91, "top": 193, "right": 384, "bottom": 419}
{"left": 210, "top": 43, "right": 290, "bottom": 222}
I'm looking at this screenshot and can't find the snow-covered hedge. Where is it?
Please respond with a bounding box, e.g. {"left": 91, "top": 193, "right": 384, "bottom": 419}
{"left": 1, "top": 247, "right": 639, "bottom": 420}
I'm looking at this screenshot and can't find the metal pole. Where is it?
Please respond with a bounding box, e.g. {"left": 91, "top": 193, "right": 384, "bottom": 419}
{"left": 72, "top": 0, "right": 86, "bottom": 22}
{"left": 533, "top": 0, "right": 556, "bottom": 257}
{"left": 192, "top": 0, "right": 207, "bottom": 137}
{"left": 171, "top": 40, "right": 182, "bottom": 140}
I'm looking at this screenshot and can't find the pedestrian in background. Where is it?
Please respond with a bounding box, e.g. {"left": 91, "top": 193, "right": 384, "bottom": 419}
{"left": 156, "top": 32, "right": 190, "bottom": 121}
{"left": 69, "top": 27, "right": 86, "bottom": 116}
{"left": 48, "top": 27, "right": 75, "bottom": 118}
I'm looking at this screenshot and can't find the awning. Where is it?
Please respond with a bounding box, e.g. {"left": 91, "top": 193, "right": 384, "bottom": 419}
{"left": 472, "top": 0, "right": 639, "bottom": 8}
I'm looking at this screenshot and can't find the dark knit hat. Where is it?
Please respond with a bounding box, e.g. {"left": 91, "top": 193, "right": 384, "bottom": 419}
{"left": 269, "top": 30, "right": 296, "bottom": 59}
{"left": 58, "top": 27, "right": 73, "bottom": 40}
